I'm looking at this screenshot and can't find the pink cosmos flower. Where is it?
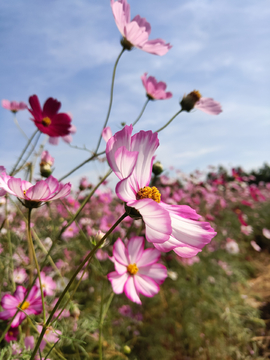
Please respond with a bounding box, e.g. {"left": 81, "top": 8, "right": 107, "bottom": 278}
{"left": 13, "top": 268, "right": 27, "bottom": 284}
{"left": 41, "top": 150, "right": 54, "bottom": 166}
{"left": 5, "top": 327, "right": 19, "bottom": 342}
{"left": 35, "top": 272, "right": 56, "bottom": 296}
{"left": 107, "top": 237, "right": 167, "bottom": 304}
{"left": 250, "top": 240, "right": 261, "bottom": 252}
{"left": 263, "top": 228, "right": 270, "bottom": 239}
{"left": 106, "top": 125, "right": 216, "bottom": 258}
{"left": 0, "top": 167, "right": 71, "bottom": 207}
{"left": 141, "top": 73, "right": 172, "bottom": 100}
{"left": 180, "top": 90, "right": 222, "bottom": 115}
{"left": 0, "top": 286, "right": 42, "bottom": 327}
{"left": 2, "top": 99, "right": 27, "bottom": 113}
{"left": 111, "top": 0, "right": 172, "bottom": 56}
{"left": 28, "top": 95, "right": 72, "bottom": 137}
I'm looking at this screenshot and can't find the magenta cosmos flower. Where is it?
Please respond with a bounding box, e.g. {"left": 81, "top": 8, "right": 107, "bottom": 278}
{"left": 108, "top": 237, "right": 167, "bottom": 304}
{"left": 0, "top": 167, "right": 71, "bottom": 207}
{"left": 2, "top": 99, "right": 28, "bottom": 113}
{"left": 106, "top": 125, "right": 216, "bottom": 257}
{"left": 141, "top": 73, "right": 172, "bottom": 100}
{"left": 28, "top": 95, "right": 72, "bottom": 138}
{"left": 111, "top": 0, "right": 172, "bottom": 56}
{"left": 180, "top": 90, "right": 222, "bottom": 115}
{"left": 0, "top": 286, "right": 42, "bottom": 327}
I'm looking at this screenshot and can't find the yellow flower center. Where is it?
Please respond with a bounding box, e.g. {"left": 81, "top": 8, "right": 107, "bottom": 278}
{"left": 19, "top": 301, "right": 30, "bottom": 310}
{"left": 127, "top": 263, "right": 139, "bottom": 275}
{"left": 42, "top": 117, "right": 52, "bottom": 126}
{"left": 137, "top": 186, "right": 161, "bottom": 203}
{"left": 189, "top": 90, "right": 202, "bottom": 102}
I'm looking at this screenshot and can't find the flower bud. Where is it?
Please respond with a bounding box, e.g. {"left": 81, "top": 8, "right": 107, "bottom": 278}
{"left": 180, "top": 90, "right": 201, "bottom": 112}
{"left": 152, "top": 161, "right": 163, "bottom": 176}
{"left": 40, "top": 151, "right": 54, "bottom": 178}
{"left": 123, "top": 345, "right": 131, "bottom": 354}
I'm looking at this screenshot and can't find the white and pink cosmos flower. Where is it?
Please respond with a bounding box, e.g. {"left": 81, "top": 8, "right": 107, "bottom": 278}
{"left": 180, "top": 90, "right": 222, "bottom": 115}
{"left": 0, "top": 286, "right": 42, "bottom": 327}
{"left": 106, "top": 125, "right": 217, "bottom": 258}
{"left": 0, "top": 167, "right": 71, "bottom": 207}
{"left": 141, "top": 73, "right": 172, "bottom": 100}
{"left": 108, "top": 237, "right": 167, "bottom": 304}
{"left": 2, "top": 99, "right": 27, "bottom": 113}
{"left": 111, "top": 0, "right": 172, "bottom": 56}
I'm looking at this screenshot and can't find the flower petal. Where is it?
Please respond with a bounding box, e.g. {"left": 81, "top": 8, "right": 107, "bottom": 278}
{"left": 107, "top": 271, "right": 128, "bottom": 294}
{"left": 127, "top": 236, "right": 145, "bottom": 264}
{"left": 124, "top": 276, "right": 141, "bottom": 304}
{"left": 7, "top": 178, "right": 24, "bottom": 198}
{"left": 113, "top": 238, "right": 129, "bottom": 266}
{"left": 25, "top": 181, "right": 50, "bottom": 201}
{"left": 134, "top": 275, "right": 159, "bottom": 297}
{"left": 195, "top": 97, "right": 222, "bottom": 115}
{"left": 136, "top": 248, "right": 161, "bottom": 267}
{"left": 138, "top": 263, "right": 167, "bottom": 285}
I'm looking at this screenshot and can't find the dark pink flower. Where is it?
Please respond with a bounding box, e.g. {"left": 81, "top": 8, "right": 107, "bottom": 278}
{"left": 106, "top": 125, "right": 216, "bottom": 258}
{"left": 0, "top": 168, "right": 71, "bottom": 207}
{"left": 49, "top": 124, "right": 77, "bottom": 145}
{"left": 5, "top": 327, "right": 19, "bottom": 342}
{"left": 0, "top": 286, "right": 42, "bottom": 327}
{"left": 141, "top": 73, "right": 172, "bottom": 100}
{"left": 2, "top": 99, "right": 27, "bottom": 113}
{"left": 108, "top": 237, "right": 167, "bottom": 304}
{"left": 28, "top": 95, "right": 72, "bottom": 137}
{"left": 111, "top": 0, "right": 172, "bottom": 55}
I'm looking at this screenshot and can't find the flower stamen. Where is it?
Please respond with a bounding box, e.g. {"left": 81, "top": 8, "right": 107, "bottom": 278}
{"left": 127, "top": 263, "right": 139, "bottom": 275}
{"left": 42, "top": 117, "right": 51, "bottom": 127}
{"left": 19, "top": 301, "right": 30, "bottom": 311}
{"left": 137, "top": 186, "right": 161, "bottom": 203}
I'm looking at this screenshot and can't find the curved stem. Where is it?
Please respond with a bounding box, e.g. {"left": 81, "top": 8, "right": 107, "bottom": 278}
{"left": 13, "top": 114, "right": 29, "bottom": 141}
{"left": 58, "top": 150, "right": 105, "bottom": 182}
{"left": 10, "top": 129, "right": 39, "bottom": 176}
{"left": 155, "top": 109, "right": 183, "bottom": 133}
{"left": 30, "top": 212, "right": 128, "bottom": 360}
{"left": 95, "top": 47, "right": 125, "bottom": 155}
{"left": 27, "top": 208, "right": 46, "bottom": 324}
{"left": 132, "top": 98, "right": 150, "bottom": 127}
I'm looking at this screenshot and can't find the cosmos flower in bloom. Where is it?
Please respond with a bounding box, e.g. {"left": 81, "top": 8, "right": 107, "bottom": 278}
{"left": 28, "top": 95, "right": 72, "bottom": 138}
{"left": 0, "top": 286, "right": 42, "bottom": 327}
{"left": 108, "top": 237, "right": 167, "bottom": 304}
{"left": 106, "top": 125, "right": 216, "bottom": 257}
{"left": 141, "top": 73, "right": 172, "bottom": 100}
{"left": 0, "top": 167, "right": 71, "bottom": 207}
{"left": 2, "top": 99, "right": 27, "bottom": 113}
{"left": 111, "top": 0, "right": 172, "bottom": 55}
{"left": 180, "top": 90, "right": 222, "bottom": 115}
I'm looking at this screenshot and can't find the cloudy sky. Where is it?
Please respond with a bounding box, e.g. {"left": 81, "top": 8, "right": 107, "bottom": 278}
{"left": 0, "top": 0, "right": 269, "bottom": 186}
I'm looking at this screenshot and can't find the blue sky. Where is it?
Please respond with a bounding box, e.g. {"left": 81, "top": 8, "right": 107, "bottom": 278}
{"left": 0, "top": 0, "right": 269, "bottom": 186}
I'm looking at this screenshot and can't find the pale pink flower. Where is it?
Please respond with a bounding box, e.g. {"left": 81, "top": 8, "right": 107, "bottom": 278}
{"left": 225, "top": 238, "right": 239, "bottom": 254}
{"left": 250, "top": 240, "right": 261, "bottom": 252}
{"left": 0, "top": 167, "right": 71, "bottom": 207}
{"left": 37, "top": 324, "right": 61, "bottom": 344}
{"left": 262, "top": 228, "right": 270, "bottom": 239}
{"left": 35, "top": 272, "right": 56, "bottom": 296}
{"left": 13, "top": 268, "right": 27, "bottom": 284}
{"left": 0, "top": 286, "right": 42, "bottom": 327}
{"left": 108, "top": 237, "right": 167, "bottom": 304}
{"left": 241, "top": 225, "right": 253, "bottom": 236}
{"left": 111, "top": 0, "right": 172, "bottom": 56}
{"left": 180, "top": 90, "right": 222, "bottom": 115}
{"left": 2, "top": 99, "right": 27, "bottom": 113}
{"left": 141, "top": 73, "right": 172, "bottom": 100}
{"left": 40, "top": 150, "right": 54, "bottom": 166}
{"left": 106, "top": 125, "right": 216, "bottom": 258}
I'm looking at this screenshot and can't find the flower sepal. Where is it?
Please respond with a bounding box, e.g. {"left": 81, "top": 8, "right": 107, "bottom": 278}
{"left": 125, "top": 203, "right": 142, "bottom": 220}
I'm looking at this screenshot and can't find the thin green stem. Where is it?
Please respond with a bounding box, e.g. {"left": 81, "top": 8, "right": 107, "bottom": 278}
{"left": 95, "top": 47, "right": 125, "bottom": 154}
{"left": 13, "top": 114, "right": 29, "bottom": 141}
{"left": 58, "top": 150, "right": 105, "bottom": 182}
{"left": 99, "top": 280, "right": 105, "bottom": 360}
{"left": 5, "top": 196, "right": 15, "bottom": 292}
{"left": 155, "top": 109, "right": 183, "bottom": 133}
{"left": 10, "top": 129, "right": 39, "bottom": 175}
{"left": 30, "top": 212, "right": 128, "bottom": 360}
{"left": 27, "top": 208, "right": 46, "bottom": 324}
{"left": 132, "top": 98, "right": 150, "bottom": 127}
